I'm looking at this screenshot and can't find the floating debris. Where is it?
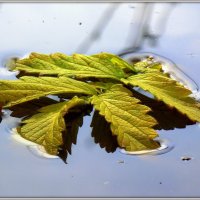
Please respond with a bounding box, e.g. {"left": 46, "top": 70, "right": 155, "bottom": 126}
{"left": 181, "top": 156, "right": 193, "bottom": 161}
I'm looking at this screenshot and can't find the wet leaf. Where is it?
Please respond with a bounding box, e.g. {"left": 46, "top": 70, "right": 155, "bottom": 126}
{"left": 91, "top": 110, "right": 119, "bottom": 153}
{"left": 0, "top": 76, "right": 97, "bottom": 107}
{"left": 133, "top": 60, "right": 163, "bottom": 73}
{"left": 92, "top": 52, "right": 136, "bottom": 73}
{"left": 91, "top": 85, "right": 160, "bottom": 151}
{"left": 17, "top": 97, "right": 88, "bottom": 155}
{"left": 124, "top": 72, "right": 200, "bottom": 122}
{"left": 15, "top": 52, "right": 125, "bottom": 80}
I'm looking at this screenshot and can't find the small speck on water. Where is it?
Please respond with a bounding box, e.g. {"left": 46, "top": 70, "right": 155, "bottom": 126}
{"left": 79, "top": 22, "right": 82, "bottom": 25}
{"left": 42, "top": 20, "right": 45, "bottom": 23}
{"left": 117, "top": 160, "right": 125, "bottom": 164}
{"left": 181, "top": 156, "right": 192, "bottom": 161}
{"left": 186, "top": 53, "right": 198, "bottom": 57}
{"left": 159, "top": 182, "right": 162, "bottom": 184}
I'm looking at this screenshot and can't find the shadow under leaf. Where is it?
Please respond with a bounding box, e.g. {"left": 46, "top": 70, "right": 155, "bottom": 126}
{"left": 16, "top": 71, "right": 40, "bottom": 78}
{"left": 9, "top": 97, "right": 58, "bottom": 118}
{"left": 90, "top": 110, "right": 119, "bottom": 153}
{"left": 131, "top": 89, "right": 196, "bottom": 130}
{"left": 58, "top": 104, "right": 93, "bottom": 163}
{"left": 0, "top": 105, "right": 2, "bottom": 123}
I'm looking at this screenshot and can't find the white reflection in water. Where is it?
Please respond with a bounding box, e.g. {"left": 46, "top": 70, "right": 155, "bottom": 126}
{"left": 120, "top": 138, "right": 174, "bottom": 156}
{"left": 27, "top": 146, "right": 59, "bottom": 159}
{"left": 0, "top": 68, "right": 17, "bottom": 79}
{"left": 11, "top": 128, "right": 58, "bottom": 159}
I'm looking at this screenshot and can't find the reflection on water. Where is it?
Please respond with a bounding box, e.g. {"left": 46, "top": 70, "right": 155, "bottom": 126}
{"left": 27, "top": 146, "right": 59, "bottom": 159}
{"left": 11, "top": 128, "right": 59, "bottom": 159}
{"left": 91, "top": 110, "right": 119, "bottom": 153}
{"left": 118, "top": 3, "right": 176, "bottom": 56}
{"left": 76, "top": 4, "right": 120, "bottom": 54}
{"left": 120, "top": 138, "right": 174, "bottom": 155}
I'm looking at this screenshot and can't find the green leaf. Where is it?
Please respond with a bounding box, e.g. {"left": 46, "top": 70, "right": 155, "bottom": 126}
{"left": 126, "top": 55, "right": 163, "bottom": 73}
{"left": 91, "top": 85, "right": 160, "bottom": 151}
{"left": 17, "top": 97, "right": 87, "bottom": 155}
{"left": 132, "top": 59, "right": 163, "bottom": 73}
{"left": 0, "top": 76, "right": 97, "bottom": 107}
{"left": 124, "top": 72, "right": 200, "bottom": 122}
{"left": 91, "top": 110, "right": 119, "bottom": 153}
{"left": 92, "top": 52, "right": 136, "bottom": 73}
{"left": 14, "top": 52, "right": 125, "bottom": 80}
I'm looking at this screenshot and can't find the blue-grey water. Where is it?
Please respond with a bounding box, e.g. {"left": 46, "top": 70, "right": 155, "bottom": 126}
{"left": 0, "top": 2, "right": 200, "bottom": 197}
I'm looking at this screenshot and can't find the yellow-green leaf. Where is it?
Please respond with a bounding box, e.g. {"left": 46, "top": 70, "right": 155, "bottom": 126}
{"left": 14, "top": 52, "right": 125, "bottom": 80}
{"left": 124, "top": 72, "right": 200, "bottom": 122}
{"left": 92, "top": 52, "right": 136, "bottom": 72}
{"left": 0, "top": 76, "right": 97, "bottom": 107}
{"left": 133, "top": 60, "right": 163, "bottom": 73}
{"left": 17, "top": 97, "right": 86, "bottom": 155}
{"left": 91, "top": 85, "right": 160, "bottom": 151}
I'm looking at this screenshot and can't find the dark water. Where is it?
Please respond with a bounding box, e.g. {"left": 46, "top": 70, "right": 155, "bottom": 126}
{"left": 0, "top": 3, "right": 200, "bottom": 198}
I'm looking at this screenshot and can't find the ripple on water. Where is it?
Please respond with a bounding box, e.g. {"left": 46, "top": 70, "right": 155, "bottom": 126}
{"left": 122, "top": 52, "right": 199, "bottom": 93}
{"left": 120, "top": 138, "right": 174, "bottom": 156}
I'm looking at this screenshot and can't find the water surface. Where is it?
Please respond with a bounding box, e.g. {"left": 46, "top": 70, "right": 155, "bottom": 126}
{"left": 0, "top": 2, "right": 200, "bottom": 198}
